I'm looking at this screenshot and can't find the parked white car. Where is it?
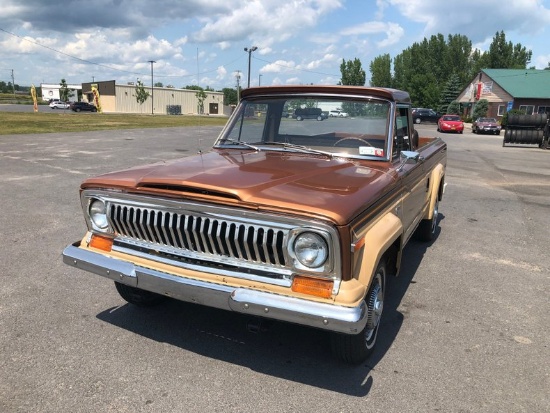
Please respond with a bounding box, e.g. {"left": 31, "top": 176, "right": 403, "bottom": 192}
{"left": 49, "top": 100, "right": 70, "bottom": 109}
{"left": 329, "top": 110, "right": 349, "bottom": 117}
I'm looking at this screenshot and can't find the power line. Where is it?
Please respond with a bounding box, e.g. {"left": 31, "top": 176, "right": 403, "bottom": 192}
{"left": 0, "top": 27, "right": 242, "bottom": 81}
{"left": 0, "top": 27, "right": 145, "bottom": 77}
{"left": 0, "top": 26, "right": 342, "bottom": 84}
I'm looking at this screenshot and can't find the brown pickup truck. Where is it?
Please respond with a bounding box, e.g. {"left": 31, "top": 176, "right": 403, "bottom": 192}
{"left": 63, "top": 85, "right": 447, "bottom": 363}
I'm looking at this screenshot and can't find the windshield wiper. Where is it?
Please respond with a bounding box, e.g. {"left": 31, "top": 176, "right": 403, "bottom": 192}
{"left": 261, "top": 142, "right": 333, "bottom": 159}
{"left": 218, "top": 138, "right": 260, "bottom": 151}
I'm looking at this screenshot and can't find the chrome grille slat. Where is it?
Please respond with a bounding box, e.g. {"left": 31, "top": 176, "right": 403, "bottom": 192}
{"left": 108, "top": 203, "right": 287, "bottom": 267}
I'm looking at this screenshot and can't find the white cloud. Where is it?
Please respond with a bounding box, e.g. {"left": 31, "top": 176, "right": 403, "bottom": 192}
{"left": 390, "top": 0, "right": 550, "bottom": 43}
{"left": 216, "top": 66, "right": 227, "bottom": 80}
{"left": 340, "top": 21, "right": 404, "bottom": 48}
{"left": 260, "top": 60, "right": 296, "bottom": 74}
{"left": 285, "top": 77, "right": 301, "bottom": 85}
{"left": 191, "top": 0, "right": 343, "bottom": 46}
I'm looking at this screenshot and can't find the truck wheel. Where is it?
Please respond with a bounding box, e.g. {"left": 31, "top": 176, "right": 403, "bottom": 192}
{"left": 416, "top": 195, "right": 439, "bottom": 242}
{"left": 330, "top": 261, "right": 386, "bottom": 364}
{"left": 114, "top": 282, "right": 166, "bottom": 307}
{"left": 415, "top": 118, "right": 421, "bottom": 124}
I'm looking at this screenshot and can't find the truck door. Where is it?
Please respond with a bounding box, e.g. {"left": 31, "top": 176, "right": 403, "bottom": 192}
{"left": 393, "top": 106, "right": 430, "bottom": 243}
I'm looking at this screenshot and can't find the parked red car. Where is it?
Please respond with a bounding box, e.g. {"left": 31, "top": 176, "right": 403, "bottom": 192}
{"left": 437, "top": 115, "right": 464, "bottom": 134}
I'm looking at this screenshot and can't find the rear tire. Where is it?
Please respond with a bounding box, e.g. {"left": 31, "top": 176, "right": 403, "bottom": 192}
{"left": 115, "top": 282, "right": 167, "bottom": 307}
{"left": 330, "top": 261, "right": 386, "bottom": 364}
{"left": 416, "top": 194, "right": 439, "bottom": 242}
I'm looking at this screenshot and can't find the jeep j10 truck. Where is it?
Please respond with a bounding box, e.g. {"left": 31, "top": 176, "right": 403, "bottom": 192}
{"left": 63, "top": 86, "right": 447, "bottom": 363}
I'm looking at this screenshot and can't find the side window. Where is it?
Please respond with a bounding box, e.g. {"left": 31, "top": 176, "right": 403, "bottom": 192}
{"left": 226, "top": 103, "right": 268, "bottom": 143}
{"left": 393, "top": 106, "right": 411, "bottom": 159}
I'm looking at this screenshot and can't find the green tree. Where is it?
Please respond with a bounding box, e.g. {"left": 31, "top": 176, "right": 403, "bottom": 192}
{"left": 472, "top": 99, "right": 489, "bottom": 119}
{"left": 184, "top": 85, "right": 204, "bottom": 90}
{"left": 369, "top": 54, "right": 392, "bottom": 87}
{"left": 154, "top": 82, "right": 164, "bottom": 87}
{"left": 59, "top": 79, "right": 69, "bottom": 102}
{"left": 195, "top": 89, "right": 207, "bottom": 114}
{"left": 446, "top": 100, "right": 460, "bottom": 115}
{"left": 135, "top": 80, "right": 149, "bottom": 105}
{"left": 438, "top": 73, "right": 463, "bottom": 113}
{"left": 445, "top": 34, "right": 475, "bottom": 85}
{"left": 486, "top": 31, "right": 532, "bottom": 69}
{"left": 340, "top": 58, "right": 366, "bottom": 86}
{"left": 222, "top": 87, "right": 238, "bottom": 106}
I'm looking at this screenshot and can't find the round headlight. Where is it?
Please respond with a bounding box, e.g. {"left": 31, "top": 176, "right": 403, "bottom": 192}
{"left": 89, "top": 199, "right": 108, "bottom": 230}
{"left": 293, "top": 232, "right": 328, "bottom": 268}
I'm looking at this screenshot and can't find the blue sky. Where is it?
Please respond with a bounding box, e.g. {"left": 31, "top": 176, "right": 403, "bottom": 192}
{"left": 1, "top": 0, "right": 549, "bottom": 90}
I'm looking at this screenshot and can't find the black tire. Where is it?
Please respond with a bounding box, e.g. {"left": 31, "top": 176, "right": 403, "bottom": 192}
{"left": 415, "top": 118, "right": 421, "bottom": 124}
{"left": 76, "top": 108, "right": 81, "bottom": 112}
{"left": 330, "top": 261, "right": 386, "bottom": 364}
{"left": 416, "top": 194, "right": 439, "bottom": 242}
{"left": 296, "top": 115, "right": 303, "bottom": 121}
{"left": 114, "top": 282, "right": 166, "bottom": 307}
{"left": 317, "top": 116, "right": 322, "bottom": 121}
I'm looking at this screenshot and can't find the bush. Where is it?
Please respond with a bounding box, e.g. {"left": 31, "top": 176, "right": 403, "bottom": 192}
{"left": 501, "top": 109, "right": 525, "bottom": 127}
{"left": 472, "top": 99, "right": 489, "bottom": 119}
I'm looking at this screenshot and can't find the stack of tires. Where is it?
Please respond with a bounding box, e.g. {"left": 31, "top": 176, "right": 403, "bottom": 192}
{"left": 503, "top": 113, "right": 549, "bottom": 149}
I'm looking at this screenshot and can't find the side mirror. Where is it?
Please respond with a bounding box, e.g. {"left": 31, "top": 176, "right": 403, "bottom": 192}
{"left": 398, "top": 151, "right": 424, "bottom": 171}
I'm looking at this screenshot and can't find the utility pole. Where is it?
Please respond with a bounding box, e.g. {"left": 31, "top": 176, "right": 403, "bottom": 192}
{"left": 259, "top": 74, "right": 262, "bottom": 86}
{"left": 11, "top": 69, "right": 15, "bottom": 97}
{"left": 235, "top": 71, "right": 241, "bottom": 102}
{"left": 148, "top": 60, "right": 156, "bottom": 115}
{"left": 244, "top": 46, "right": 257, "bottom": 88}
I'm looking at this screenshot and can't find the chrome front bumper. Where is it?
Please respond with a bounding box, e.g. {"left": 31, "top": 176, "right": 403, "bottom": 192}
{"left": 62, "top": 243, "right": 367, "bottom": 334}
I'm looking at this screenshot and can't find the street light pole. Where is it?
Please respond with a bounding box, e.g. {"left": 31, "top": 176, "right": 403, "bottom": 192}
{"left": 235, "top": 71, "right": 241, "bottom": 102}
{"left": 148, "top": 60, "right": 156, "bottom": 114}
{"left": 244, "top": 46, "right": 257, "bottom": 88}
{"left": 259, "top": 74, "right": 262, "bottom": 86}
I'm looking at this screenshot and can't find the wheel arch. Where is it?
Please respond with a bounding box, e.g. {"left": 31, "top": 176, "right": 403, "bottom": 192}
{"left": 424, "top": 164, "right": 445, "bottom": 220}
{"left": 352, "top": 212, "right": 403, "bottom": 291}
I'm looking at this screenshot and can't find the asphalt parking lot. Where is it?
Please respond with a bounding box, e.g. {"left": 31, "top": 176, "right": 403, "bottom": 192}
{"left": 1, "top": 123, "right": 548, "bottom": 412}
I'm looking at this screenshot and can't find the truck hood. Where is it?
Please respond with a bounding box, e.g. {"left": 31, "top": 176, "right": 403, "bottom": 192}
{"left": 82, "top": 150, "right": 397, "bottom": 225}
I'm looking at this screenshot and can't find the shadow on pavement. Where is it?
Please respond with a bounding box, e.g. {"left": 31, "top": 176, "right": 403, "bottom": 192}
{"left": 96, "top": 217, "right": 444, "bottom": 396}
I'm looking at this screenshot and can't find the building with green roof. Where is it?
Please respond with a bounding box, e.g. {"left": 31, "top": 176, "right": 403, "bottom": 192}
{"left": 457, "top": 69, "right": 550, "bottom": 119}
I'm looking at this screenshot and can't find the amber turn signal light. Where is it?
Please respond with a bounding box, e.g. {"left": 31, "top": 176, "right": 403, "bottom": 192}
{"left": 291, "top": 275, "right": 333, "bottom": 298}
{"left": 89, "top": 234, "right": 113, "bottom": 252}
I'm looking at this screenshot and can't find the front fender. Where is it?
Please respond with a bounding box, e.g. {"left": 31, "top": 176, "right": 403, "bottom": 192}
{"left": 353, "top": 212, "right": 403, "bottom": 287}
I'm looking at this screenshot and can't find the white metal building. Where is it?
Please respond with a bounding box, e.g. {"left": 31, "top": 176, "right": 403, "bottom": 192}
{"left": 40, "top": 83, "right": 82, "bottom": 101}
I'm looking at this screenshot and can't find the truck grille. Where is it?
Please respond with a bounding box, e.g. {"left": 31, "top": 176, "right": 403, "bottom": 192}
{"left": 108, "top": 203, "right": 287, "bottom": 267}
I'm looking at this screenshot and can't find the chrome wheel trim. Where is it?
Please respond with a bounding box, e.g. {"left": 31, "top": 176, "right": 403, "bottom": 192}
{"left": 431, "top": 196, "right": 439, "bottom": 234}
{"left": 364, "top": 272, "right": 384, "bottom": 346}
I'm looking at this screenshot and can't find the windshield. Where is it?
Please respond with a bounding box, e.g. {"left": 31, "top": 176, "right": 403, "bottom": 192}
{"left": 215, "top": 96, "right": 392, "bottom": 159}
